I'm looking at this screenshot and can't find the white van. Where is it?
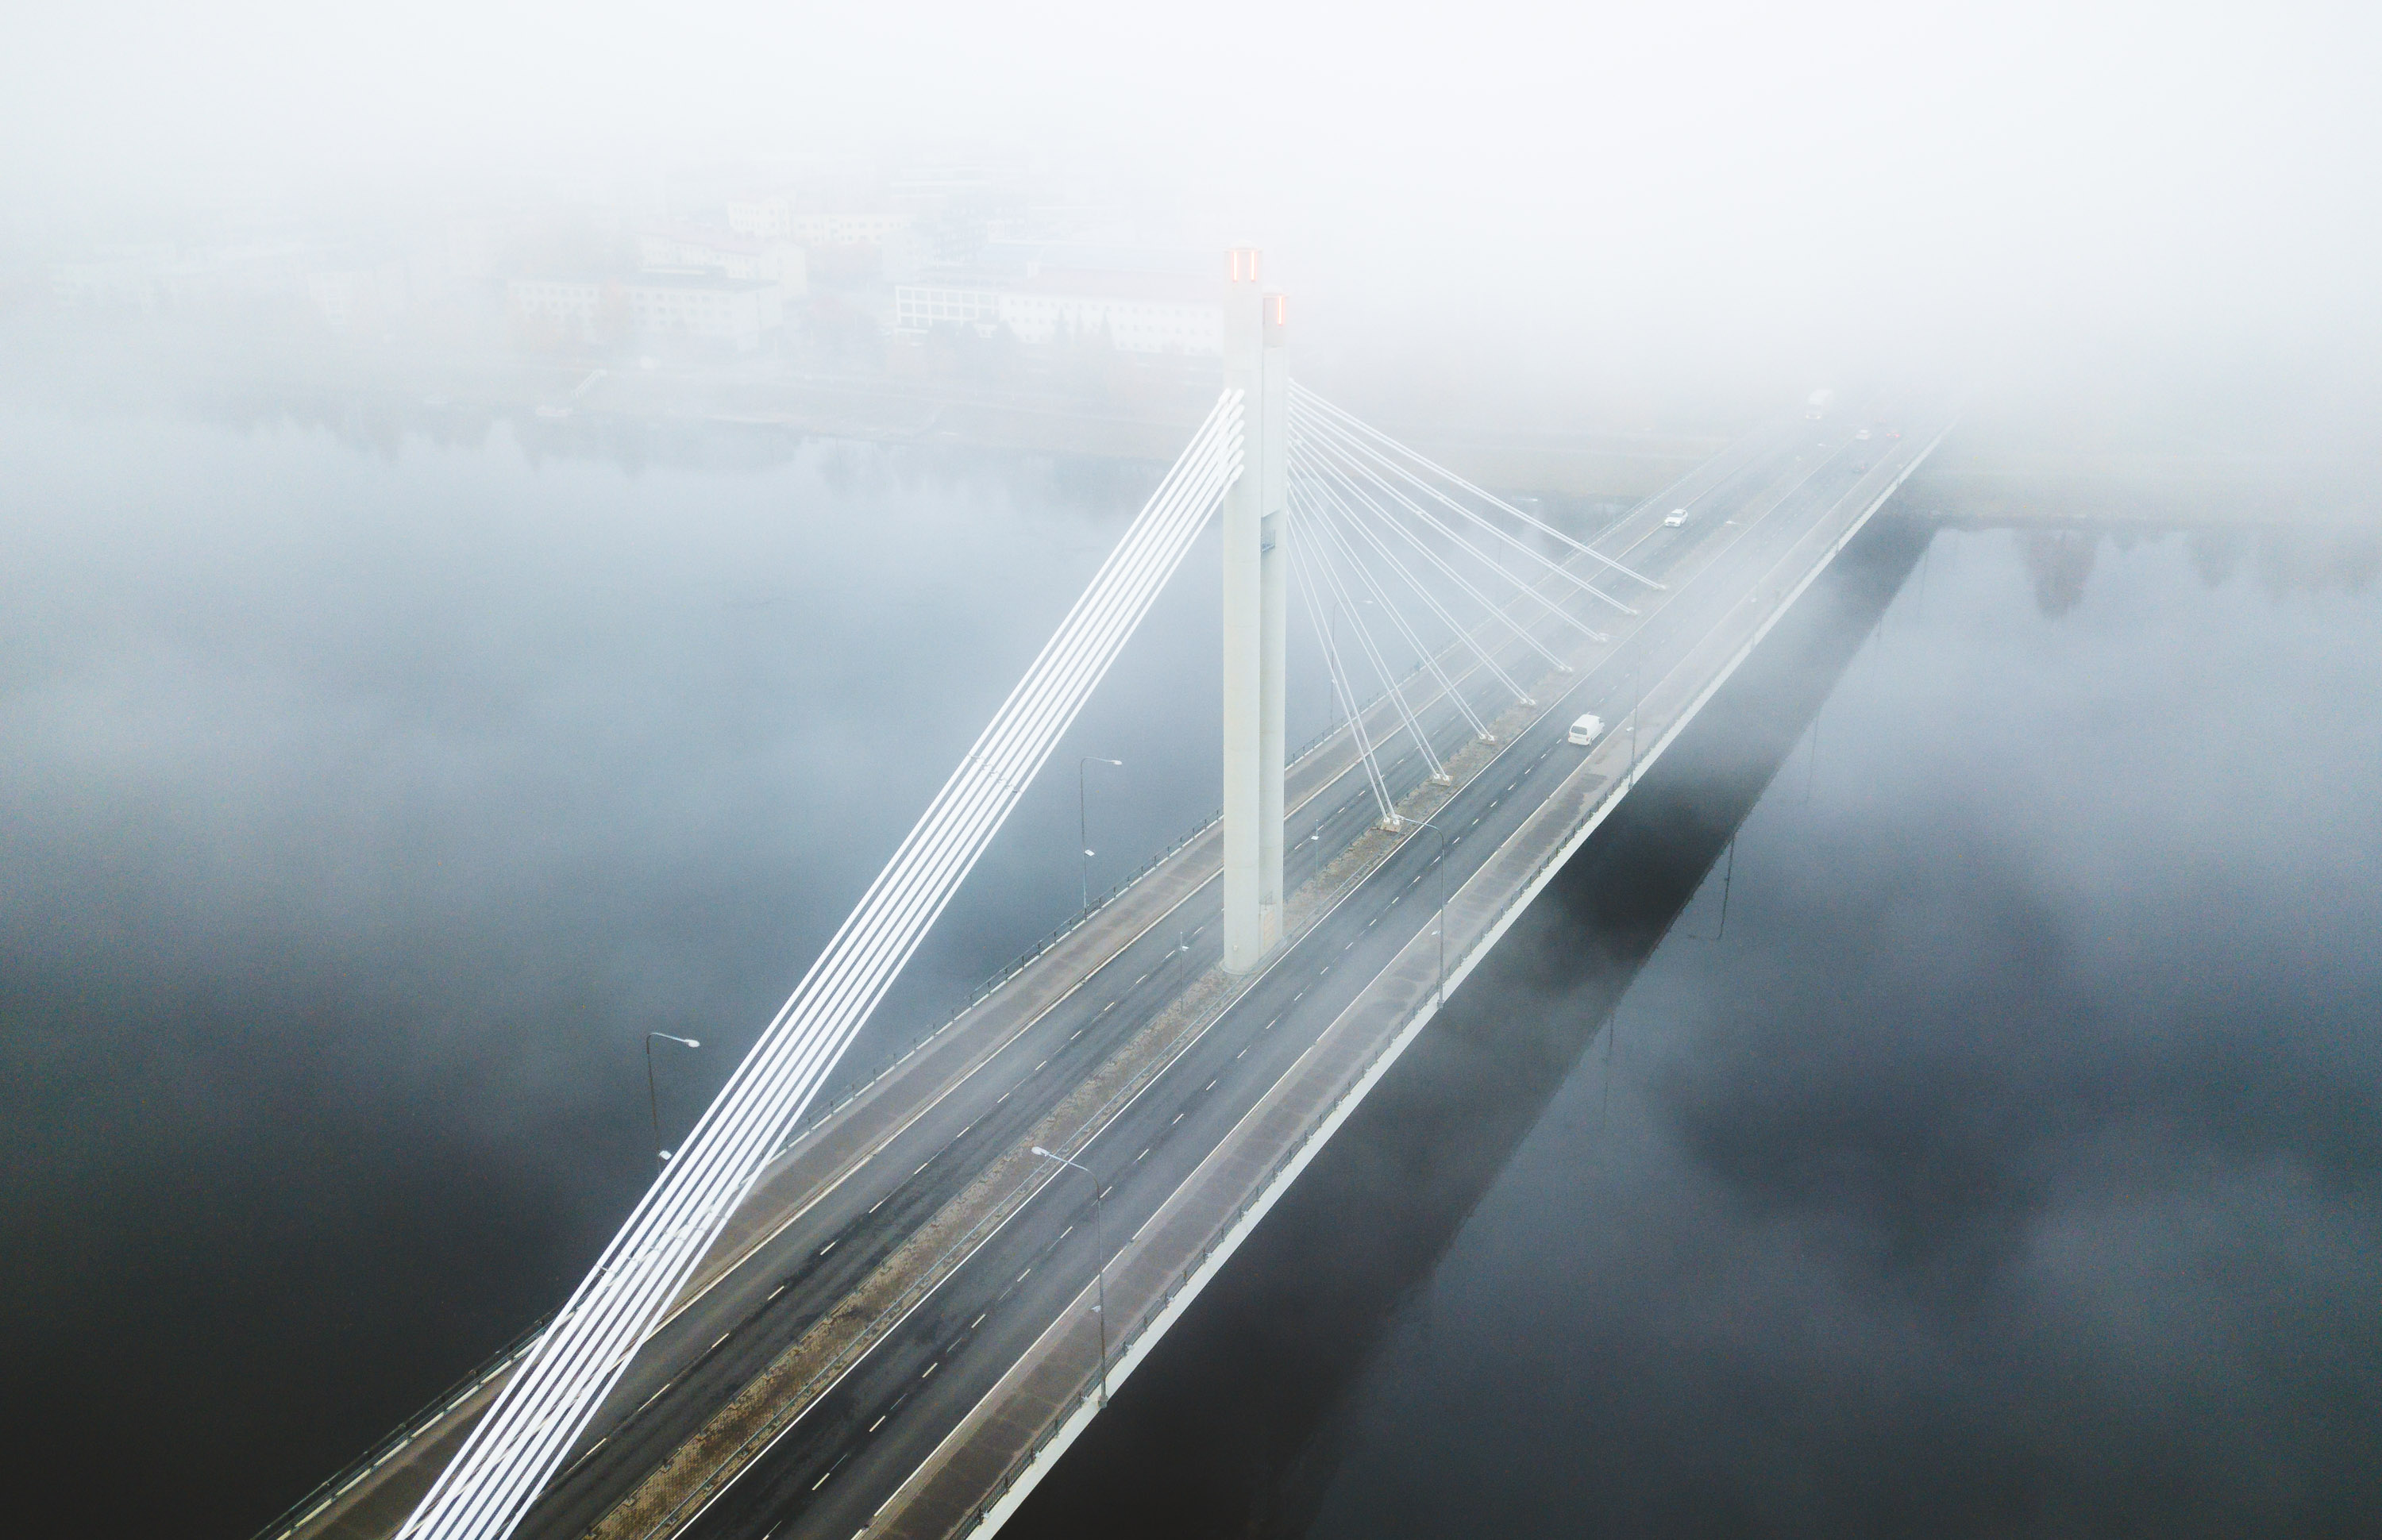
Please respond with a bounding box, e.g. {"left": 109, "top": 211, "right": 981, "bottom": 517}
{"left": 1663, "top": 507, "right": 1690, "bottom": 527}
{"left": 1568, "top": 713, "right": 1605, "bottom": 745}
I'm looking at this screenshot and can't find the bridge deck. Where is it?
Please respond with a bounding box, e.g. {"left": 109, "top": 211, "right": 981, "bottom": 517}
{"left": 273, "top": 404, "right": 1952, "bottom": 1540}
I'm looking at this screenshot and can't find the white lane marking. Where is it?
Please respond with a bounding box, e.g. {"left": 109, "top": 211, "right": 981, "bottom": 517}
{"left": 868, "top": 1415, "right": 887, "bottom": 1434}
{"left": 711, "top": 1332, "right": 731, "bottom": 1351}
{"left": 819, "top": 1240, "right": 837, "bottom": 1257}
{"left": 1204, "top": 1079, "right": 1217, "bottom": 1091}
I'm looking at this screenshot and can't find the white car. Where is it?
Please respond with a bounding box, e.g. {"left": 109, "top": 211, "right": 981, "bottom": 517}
{"left": 1568, "top": 713, "right": 1605, "bottom": 745}
{"left": 1663, "top": 508, "right": 1690, "bottom": 527}
{"left": 1855, "top": 427, "right": 1872, "bottom": 441}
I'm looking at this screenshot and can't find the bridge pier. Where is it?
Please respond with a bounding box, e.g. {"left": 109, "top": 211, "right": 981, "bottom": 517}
{"left": 1221, "top": 248, "right": 1288, "bottom": 974}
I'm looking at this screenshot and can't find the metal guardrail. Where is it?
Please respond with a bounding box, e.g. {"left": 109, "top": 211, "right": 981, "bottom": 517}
{"left": 256, "top": 707, "right": 1401, "bottom": 1540}
{"left": 953, "top": 747, "right": 1628, "bottom": 1533}
{"left": 250, "top": 1313, "right": 554, "bottom": 1540}
{"left": 946, "top": 496, "right": 1817, "bottom": 1531}
{"left": 247, "top": 438, "right": 1793, "bottom": 1540}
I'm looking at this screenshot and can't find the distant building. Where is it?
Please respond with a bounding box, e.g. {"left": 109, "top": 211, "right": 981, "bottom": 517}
{"left": 893, "top": 269, "right": 1223, "bottom": 356}
{"left": 724, "top": 192, "right": 794, "bottom": 241}
{"left": 787, "top": 210, "right": 912, "bottom": 248}
{"left": 508, "top": 273, "right": 784, "bottom": 350}
{"left": 636, "top": 226, "right": 807, "bottom": 296}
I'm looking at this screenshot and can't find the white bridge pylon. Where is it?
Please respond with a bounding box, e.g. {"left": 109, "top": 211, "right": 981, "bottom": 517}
{"left": 394, "top": 252, "right": 1663, "bottom": 1540}
{"left": 1218, "top": 248, "right": 1287, "bottom": 973}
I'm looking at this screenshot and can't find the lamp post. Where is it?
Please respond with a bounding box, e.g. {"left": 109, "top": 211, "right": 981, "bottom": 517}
{"left": 645, "top": 1032, "right": 700, "bottom": 1165}
{"left": 1077, "top": 757, "right": 1123, "bottom": 916}
{"left": 1031, "top": 1145, "right": 1108, "bottom": 1406}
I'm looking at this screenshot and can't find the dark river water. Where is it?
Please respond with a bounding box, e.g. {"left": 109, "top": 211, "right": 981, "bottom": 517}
{"left": 3, "top": 403, "right": 2377, "bottom": 1539}
{"left": 1293, "top": 514, "right": 2382, "bottom": 1540}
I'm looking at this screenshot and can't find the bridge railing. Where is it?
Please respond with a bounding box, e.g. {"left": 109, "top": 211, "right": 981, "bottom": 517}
{"left": 256, "top": 687, "right": 1428, "bottom": 1540}
{"left": 249, "top": 1313, "right": 554, "bottom": 1540}
{"left": 951, "top": 749, "right": 1623, "bottom": 1536}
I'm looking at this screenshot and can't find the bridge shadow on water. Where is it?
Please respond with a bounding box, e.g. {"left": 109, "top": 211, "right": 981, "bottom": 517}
{"left": 1005, "top": 512, "right": 1936, "bottom": 1540}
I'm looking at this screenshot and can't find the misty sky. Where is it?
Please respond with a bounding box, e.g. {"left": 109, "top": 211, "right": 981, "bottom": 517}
{"left": 6, "top": 2, "right": 2380, "bottom": 414}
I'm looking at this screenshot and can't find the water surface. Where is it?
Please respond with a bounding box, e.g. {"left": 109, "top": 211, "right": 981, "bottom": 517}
{"left": 1297, "top": 518, "right": 2382, "bottom": 1538}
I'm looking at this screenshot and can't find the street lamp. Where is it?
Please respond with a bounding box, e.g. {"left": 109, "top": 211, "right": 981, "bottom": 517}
{"left": 645, "top": 1032, "right": 700, "bottom": 1165}
{"left": 1031, "top": 1145, "right": 1108, "bottom": 1406}
{"left": 1077, "top": 757, "right": 1124, "bottom": 917}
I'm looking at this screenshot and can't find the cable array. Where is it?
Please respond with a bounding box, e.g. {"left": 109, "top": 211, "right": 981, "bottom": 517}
{"left": 393, "top": 391, "right": 1247, "bottom": 1540}
{"left": 1282, "top": 387, "right": 1661, "bottom": 824}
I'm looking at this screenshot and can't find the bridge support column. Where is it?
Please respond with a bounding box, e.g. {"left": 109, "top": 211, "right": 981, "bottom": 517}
{"left": 1222, "top": 249, "right": 1287, "bottom": 974}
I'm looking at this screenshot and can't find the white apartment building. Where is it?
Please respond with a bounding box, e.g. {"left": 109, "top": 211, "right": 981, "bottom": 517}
{"left": 636, "top": 227, "right": 807, "bottom": 295}
{"left": 787, "top": 210, "right": 912, "bottom": 248}
{"left": 507, "top": 274, "right": 784, "bottom": 350}
{"left": 893, "top": 271, "right": 1222, "bottom": 357}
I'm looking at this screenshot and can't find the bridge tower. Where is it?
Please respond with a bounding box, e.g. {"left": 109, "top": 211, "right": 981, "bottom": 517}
{"left": 1221, "top": 248, "right": 1289, "bottom": 973}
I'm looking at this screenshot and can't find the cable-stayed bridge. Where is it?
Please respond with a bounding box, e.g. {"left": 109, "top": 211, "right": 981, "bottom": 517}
{"left": 266, "top": 251, "right": 1953, "bottom": 1540}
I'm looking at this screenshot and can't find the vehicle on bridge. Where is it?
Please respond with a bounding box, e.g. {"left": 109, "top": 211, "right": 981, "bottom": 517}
{"left": 1664, "top": 507, "right": 1690, "bottom": 527}
{"left": 1569, "top": 712, "right": 1606, "bottom": 745}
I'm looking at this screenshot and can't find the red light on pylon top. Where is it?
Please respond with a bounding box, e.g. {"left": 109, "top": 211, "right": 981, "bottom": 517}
{"left": 1228, "top": 248, "right": 1261, "bottom": 283}
{"left": 1270, "top": 295, "right": 1287, "bottom": 325}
